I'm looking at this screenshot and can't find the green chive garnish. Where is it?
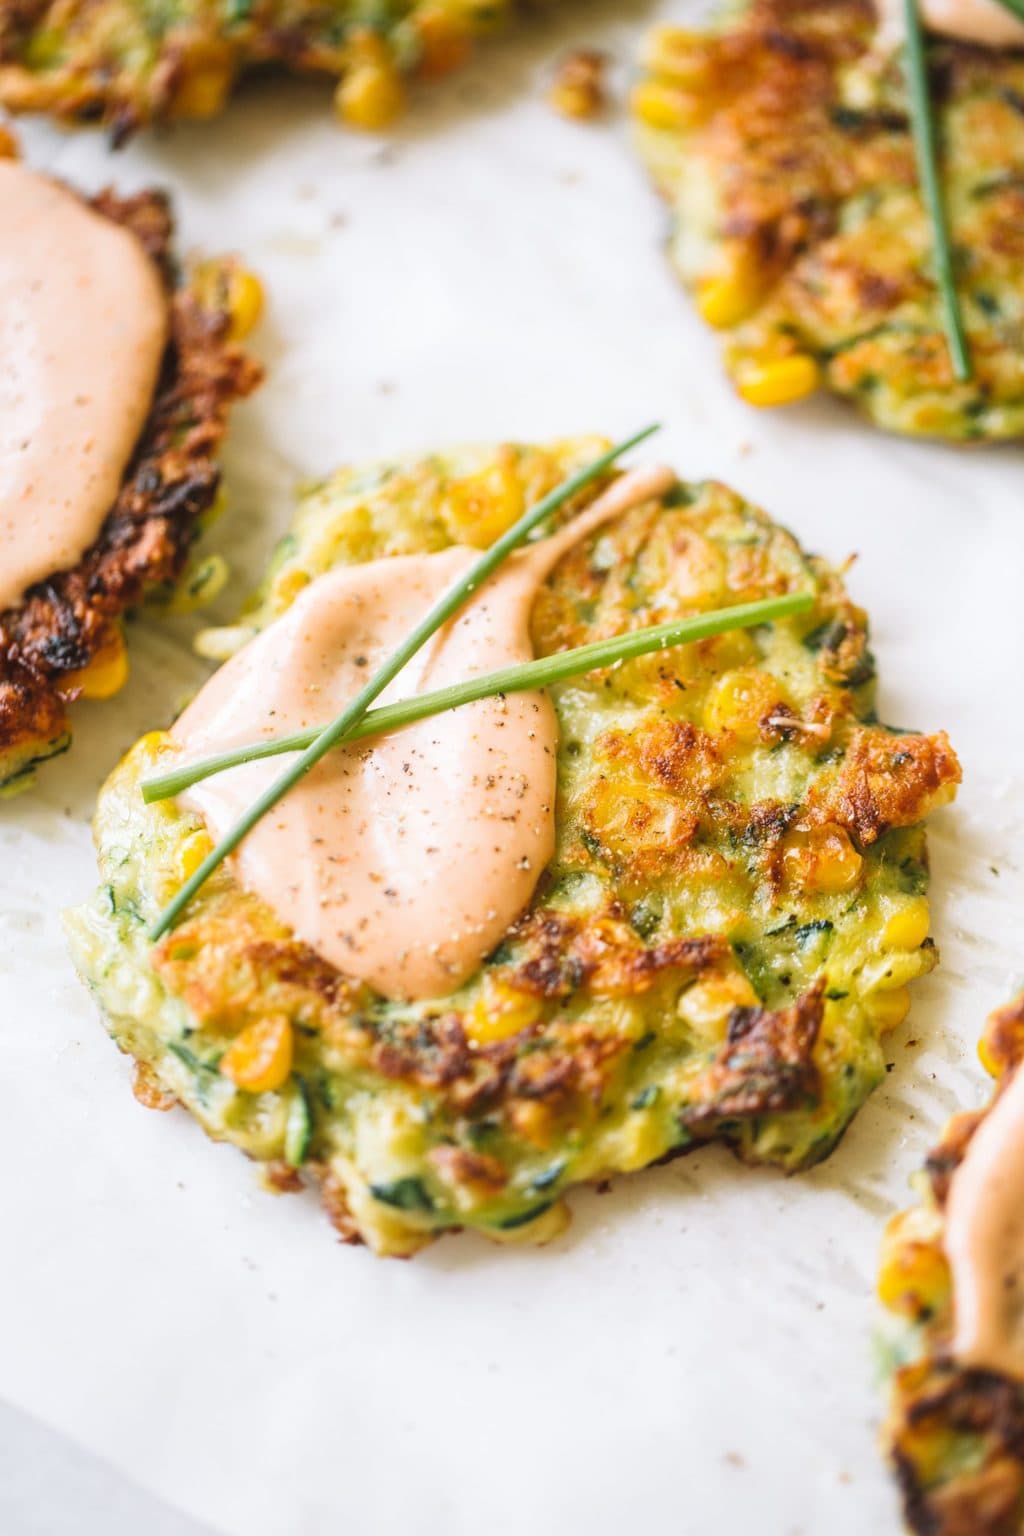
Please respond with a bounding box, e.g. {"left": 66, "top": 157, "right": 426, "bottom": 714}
{"left": 903, "top": 0, "right": 972, "bottom": 382}
{"left": 148, "top": 425, "right": 660, "bottom": 941}
{"left": 141, "top": 590, "right": 814, "bottom": 807}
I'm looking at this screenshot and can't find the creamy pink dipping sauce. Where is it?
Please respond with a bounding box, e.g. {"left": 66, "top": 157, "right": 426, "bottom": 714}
{"left": 877, "top": 0, "right": 1024, "bottom": 46}
{"left": 0, "top": 161, "right": 168, "bottom": 613}
{"left": 945, "top": 1066, "right": 1024, "bottom": 1379}
{"left": 173, "top": 465, "right": 676, "bottom": 1002}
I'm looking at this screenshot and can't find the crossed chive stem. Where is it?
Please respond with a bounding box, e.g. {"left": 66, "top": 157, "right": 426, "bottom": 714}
{"left": 146, "top": 6, "right": 1016, "bottom": 940}
{"left": 147, "top": 2, "right": 990, "bottom": 942}
{"left": 146, "top": 425, "right": 813, "bottom": 941}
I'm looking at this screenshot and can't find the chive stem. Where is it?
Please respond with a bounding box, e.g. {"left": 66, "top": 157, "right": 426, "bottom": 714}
{"left": 142, "top": 591, "right": 814, "bottom": 806}
{"left": 148, "top": 426, "right": 660, "bottom": 941}
{"left": 903, "top": 0, "right": 972, "bottom": 382}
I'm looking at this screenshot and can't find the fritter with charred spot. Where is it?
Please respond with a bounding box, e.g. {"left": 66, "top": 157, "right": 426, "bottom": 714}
{"left": 880, "top": 994, "right": 1024, "bottom": 1536}
{"left": 2, "top": 0, "right": 547, "bottom": 140}
{"left": 66, "top": 439, "right": 960, "bottom": 1256}
{"left": 632, "top": 0, "right": 1024, "bottom": 440}
{"left": 0, "top": 162, "right": 262, "bottom": 797}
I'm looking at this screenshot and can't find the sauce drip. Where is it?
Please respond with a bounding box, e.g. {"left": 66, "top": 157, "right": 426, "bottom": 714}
{"left": 945, "top": 1066, "right": 1024, "bottom": 1379}
{"left": 876, "top": 0, "right": 1024, "bottom": 47}
{"left": 0, "top": 161, "right": 168, "bottom": 613}
{"left": 173, "top": 465, "right": 676, "bottom": 1001}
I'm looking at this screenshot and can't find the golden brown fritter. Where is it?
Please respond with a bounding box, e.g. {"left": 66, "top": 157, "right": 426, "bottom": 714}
{"left": 880, "top": 995, "right": 1024, "bottom": 1536}
{"left": 0, "top": 0, "right": 538, "bottom": 140}
{"left": 632, "top": 0, "right": 1024, "bottom": 439}
{"left": 0, "top": 175, "right": 262, "bottom": 796}
{"left": 66, "top": 441, "right": 961, "bottom": 1256}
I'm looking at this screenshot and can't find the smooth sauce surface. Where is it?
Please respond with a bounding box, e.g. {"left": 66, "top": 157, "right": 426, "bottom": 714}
{"left": 0, "top": 161, "right": 168, "bottom": 612}
{"left": 174, "top": 465, "right": 675, "bottom": 1001}
{"left": 876, "top": 0, "right": 1024, "bottom": 46}
{"left": 945, "top": 1066, "right": 1024, "bottom": 1378}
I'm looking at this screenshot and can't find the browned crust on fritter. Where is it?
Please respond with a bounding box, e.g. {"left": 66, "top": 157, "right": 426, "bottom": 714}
{"left": 810, "top": 728, "right": 962, "bottom": 849}
{"left": 684, "top": 0, "right": 877, "bottom": 281}
{"left": 0, "top": 183, "right": 261, "bottom": 778}
{"left": 156, "top": 897, "right": 727, "bottom": 1114}
{"left": 151, "top": 869, "right": 834, "bottom": 1181}
{"left": 679, "top": 977, "right": 824, "bottom": 1131}
{"left": 893, "top": 1366, "right": 1024, "bottom": 1536}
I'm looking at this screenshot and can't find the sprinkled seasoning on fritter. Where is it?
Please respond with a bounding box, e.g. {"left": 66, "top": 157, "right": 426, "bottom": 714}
{"left": 66, "top": 439, "right": 960, "bottom": 1256}
{"left": 0, "top": 152, "right": 262, "bottom": 797}
{"left": 631, "top": 0, "right": 1024, "bottom": 440}
{"left": 1, "top": 0, "right": 539, "bottom": 140}
{"left": 880, "top": 993, "right": 1024, "bottom": 1536}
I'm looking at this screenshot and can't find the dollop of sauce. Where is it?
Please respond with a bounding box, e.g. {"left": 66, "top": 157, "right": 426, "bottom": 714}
{"left": 876, "top": 0, "right": 1024, "bottom": 47}
{"left": 173, "top": 464, "right": 676, "bottom": 1001}
{"left": 0, "top": 161, "right": 168, "bottom": 613}
{"left": 945, "top": 1066, "right": 1024, "bottom": 1379}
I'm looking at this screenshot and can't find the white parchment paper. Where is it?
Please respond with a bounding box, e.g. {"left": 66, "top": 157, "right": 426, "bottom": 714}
{"left": 3, "top": 5, "right": 1023, "bottom": 1531}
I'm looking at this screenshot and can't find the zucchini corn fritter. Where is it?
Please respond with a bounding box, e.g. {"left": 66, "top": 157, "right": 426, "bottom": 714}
{"left": 632, "top": 0, "right": 1024, "bottom": 440}
{"left": 1, "top": 0, "right": 538, "bottom": 140}
{"left": 66, "top": 440, "right": 961, "bottom": 1257}
{"left": 880, "top": 994, "right": 1024, "bottom": 1536}
{"left": 0, "top": 168, "right": 262, "bottom": 797}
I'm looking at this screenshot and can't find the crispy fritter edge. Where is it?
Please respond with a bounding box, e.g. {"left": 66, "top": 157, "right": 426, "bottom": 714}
{"left": 0, "top": 0, "right": 510, "bottom": 142}
{"left": 0, "top": 180, "right": 262, "bottom": 794}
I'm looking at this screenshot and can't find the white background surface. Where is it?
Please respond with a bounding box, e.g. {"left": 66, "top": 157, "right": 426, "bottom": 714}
{"left": 3, "top": 4, "right": 1023, "bottom": 1532}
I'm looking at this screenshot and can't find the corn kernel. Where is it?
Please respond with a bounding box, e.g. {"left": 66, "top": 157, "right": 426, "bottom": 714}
{"left": 697, "top": 276, "right": 754, "bottom": 331}
{"left": 643, "top": 26, "right": 711, "bottom": 87}
{"left": 699, "top": 629, "right": 757, "bottom": 671}
{"left": 703, "top": 667, "right": 783, "bottom": 742}
{"left": 978, "top": 1031, "right": 1002, "bottom": 1078}
{"left": 783, "top": 824, "right": 863, "bottom": 895}
{"left": 191, "top": 260, "right": 262, "bottom": 340}
{"left": 221, "top": 1014, "right": 294, "bottom": 1094}
{"left": 466, "top": 975, "right": 542, "bottom": 1045}
{"left": 224, "top": 267, "right": 264, "bottom": 341}
{"left": 677, "top": 970, "right": 758, "bottom": 1043}
{"left": 548, "top": 49, "right": 607, "bottom": 121}
{"left": 630, "top": 80, "right": 699, "bottom": 132}
{"left": 335, "top": 61, "right": 406, "bottom": 130}
{"left": 878, "top": 1215, "right": 950, "bottom": 1318}
{"left": 508, "top": 1098, "right": 557, "bottom": 1148}
{"left": 173, "top": 829, "right": 214, "bottom": 888}
{"left": 415, "top": 9, "right": 471, "bottom": 78}
{"left": 136, "top": 731, "right": 170, "bottom": 756}
{"left": 132, "top": 1060, "right": 176, "bottom": 1112}
{"left": 735, "top": 354, "right": 821, "bottom": 408}
{"left": 172, "top": 48, "right": 235, "bottom": 119}
{"left": 442, "top": 460, "right": 525, "bottom": 548}
{"left": 867, "top": 986, "right": 912, "bottom": 1032}
{"left": 695, "top": 246, "right": 764, "bottom": 330}
{"left": 60, "top": 631, "right": 128, "bottom": 701}
{"left": 883, "top": 898, "right": 930, "bottom": 952}
{"left": 271, "top": 568, "right": 313, "bottom": 608}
